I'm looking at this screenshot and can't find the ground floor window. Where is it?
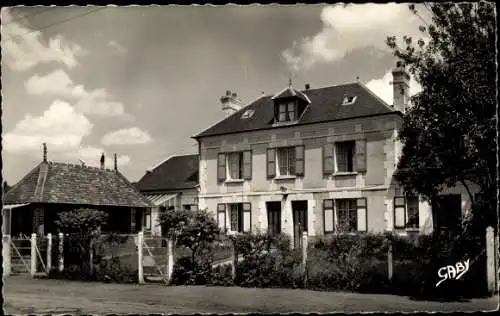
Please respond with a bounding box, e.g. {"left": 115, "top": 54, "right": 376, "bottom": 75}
{"left": 394, "top": 195, "right": 420, "bottom": 229}
{"left": 217, "top": 203, "right": 251, "bottom": 233}
{"left": 142, "top": 209, "right": 151, "bottom": 230}
{"left": 266, "top": 201, "right": 281, "bottom": 236}
{"left": 183, "top": 204, "right": 198, "bottom": 211}
{"left": 323, "top": 198, "right": 367, "bottom": 233}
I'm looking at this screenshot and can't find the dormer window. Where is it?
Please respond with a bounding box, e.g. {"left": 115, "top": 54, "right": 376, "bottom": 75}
{"left": 241, "top": 109, "right": 255, "bottom": 119}
{"left": 278, "top": 101, "right": 296, "bottom": 122}
{"left": 342, "top": 95, "right": 357, "bottom": 106}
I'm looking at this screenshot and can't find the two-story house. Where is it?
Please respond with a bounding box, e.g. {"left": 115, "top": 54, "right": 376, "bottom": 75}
{"left": 192, "top": 63, "right": 477, "bottom": 246}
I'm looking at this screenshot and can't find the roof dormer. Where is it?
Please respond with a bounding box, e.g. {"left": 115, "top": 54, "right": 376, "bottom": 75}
{"left": 271, "top": 86, "right": 311, "bottom": 125}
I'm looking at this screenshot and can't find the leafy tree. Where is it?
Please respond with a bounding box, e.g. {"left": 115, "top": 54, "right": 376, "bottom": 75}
{"left": 55, "top": 208, "right": 108, "bottom": 273}
{"left": 386, "top": 2, "right": 496, "bottom": 234}
{"left": 159, "top": 208, "right": 221, "bottom": 269}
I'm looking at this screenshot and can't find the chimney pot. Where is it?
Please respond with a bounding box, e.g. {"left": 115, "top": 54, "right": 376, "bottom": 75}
{"left": 114, "top": 153, "right": 118, "bottom": 171}
{"left": 100, "top": 153, "right": 105, "bottom": 169}
{"left": 226, "top": 90, "right": 231, "bottom": 96}
{"left": 305, "top": 83, "right": 310, "bottom": 90}
{"left": 42, "top": 143, "right": 47, "bottom": 162}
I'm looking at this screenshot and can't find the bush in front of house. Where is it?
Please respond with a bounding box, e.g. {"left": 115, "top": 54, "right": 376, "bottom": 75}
{"left": 306, "top": 233, "right": 390, "bottom": 293}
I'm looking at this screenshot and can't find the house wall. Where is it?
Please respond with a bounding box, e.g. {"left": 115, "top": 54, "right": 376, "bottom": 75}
{"left": 198, "top": 114, "right": 402, "bottom": 239}
{"left": 384, "top": 180, "right": 480, "bottom": 235}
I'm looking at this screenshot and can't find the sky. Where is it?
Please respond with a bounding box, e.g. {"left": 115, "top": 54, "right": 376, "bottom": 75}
{"left": 1, "top": 4, "right": 426, "bottom": 185}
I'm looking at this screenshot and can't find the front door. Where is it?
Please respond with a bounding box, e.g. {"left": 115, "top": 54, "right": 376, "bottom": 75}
{"left": 292, "top": 201, "right": 308, "bottom": 249}
{"left": 433, "top": 194, "right": 462, "bottom": 233}
{"left": 266, "top": 202, "right": 281, "bottom": 236}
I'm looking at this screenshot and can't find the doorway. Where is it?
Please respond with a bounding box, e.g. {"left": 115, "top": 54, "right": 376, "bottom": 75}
{"left": 292, "top": 200, "right": 308, "bottom": 249}
{"left": 432, "top": 194, "right": 462, "bottom": 232}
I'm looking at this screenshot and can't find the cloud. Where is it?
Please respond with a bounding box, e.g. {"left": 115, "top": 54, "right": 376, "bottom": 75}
{"left": 1, "top": 8, "right": 85, "bottom": 71}
{"left": 108, "top": 40, "right": 127, "bottom": 54}
{"left": 64, "top": 146, "right": 131, "bottom": 168}
{"left": 282, "top": 4, "right": 426, "bottom": 71}
{"left": 365, "top": 69, "right": 422, "bottom": 105}
{"left": 25, "top": 69, "right": 127, "bottom": 117}
{"left": 101, "top": 127, "right": 153, "bottom": 146}
{"left": 3, "top": 100, "right": 93, "bottom": 153}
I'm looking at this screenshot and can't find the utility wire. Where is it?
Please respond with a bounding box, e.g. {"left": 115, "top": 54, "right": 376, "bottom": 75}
{"left": 1, "top": 7, "right": 55, "bottom": 26}
{"left": 2, "top": 6, "right": 106, "bottom": 42}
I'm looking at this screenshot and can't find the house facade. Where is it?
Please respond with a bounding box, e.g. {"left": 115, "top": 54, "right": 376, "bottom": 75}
{"left": 193, "top": 63, "right": 477, "bottom": 245}
{"left": 2, "top": 145, "right": 152, "bottom": 237}
{"left": 135, "top": 154, "right": 199, "bottom": 236}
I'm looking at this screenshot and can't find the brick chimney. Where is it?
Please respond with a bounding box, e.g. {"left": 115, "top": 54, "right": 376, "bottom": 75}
{"left": 220, "top": 90, "right": 242, "bottom": 116}
{"left": 391, "top": 61, "right": 410, "bottom": 113}
{"left": 100, "top": 153, "right": 105, "bottom": 170}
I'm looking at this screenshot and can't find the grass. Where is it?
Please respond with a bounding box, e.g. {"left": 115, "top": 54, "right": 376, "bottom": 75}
{"left": 3, "top": 275, "right": 498, "bottom": 314}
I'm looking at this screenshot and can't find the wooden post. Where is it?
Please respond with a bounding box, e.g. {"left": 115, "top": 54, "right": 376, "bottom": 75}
{"left": 231, "top": 243, "right": 237, "bottom": 281}
{"left": 137, "top": 231, "right": 144, "bottom": 284}
{"left": 58, "top": 232, "right": 64, "bottom": 272}
{"left": 167, "top": 238, "right": 174, "bottom": 284}
{"left": 2, "top": 234, "right": 11, "bottom": 276}
{"left": 486, "top": 226, "right": 495, "bottom": 294}
{"left": 387, "top": 237, "right": 393, "bottom": 281}
{"left": 302, "top": 231, "right": 308, "bottom": 288}
{"left": 46, "top": 233, "right": 52, "bottom": 274}
{"left": 30, "top": 233, "right": 37, "bottom": 276}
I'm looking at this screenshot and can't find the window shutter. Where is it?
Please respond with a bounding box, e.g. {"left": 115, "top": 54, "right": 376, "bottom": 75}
{"left": 356, "top": 198, "right": 367, "bottom": 232}
{"left": 267, "top": 148, "right": 276, "bottom": 178}
{"left": 323, "top": 199, "right": 334, "bottom": 233}
{"left": 243, "top": 150, "right": 252, "bottom": 180}
{"left": 323, "top": 143, "right": 334, "bottom": 175}
{"left": 217, "top": 153, "right": 226, "bottom": 182}
{"left": 295, "top": 146, "right": 305, "bottom": 176}
{"left": 393, "top": 197, "right": 406, "bottom": 228}
{"left": 243, "top": 203, "right": 251, "bottom": 233}
{"left": 355, "top": 139, "right": 367, "bottom": 172}
{"left": 217, "top": 204, "right": 226, "bottom": 230}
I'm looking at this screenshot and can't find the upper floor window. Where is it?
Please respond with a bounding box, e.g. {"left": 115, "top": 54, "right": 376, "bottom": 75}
{"left": 278, "top": 101, "right": 296, "bottom": 122}
{"left": 267, "top": 146, "right": 304, "bottom": 178}
{"left": 342, "top": 95, "right": 357, "bottom": 106}
{"left": 323, "top": 140, "right": 366, "bottom": 174}
{"left": 217, "top": 151, "right": 252, "bottom": 182}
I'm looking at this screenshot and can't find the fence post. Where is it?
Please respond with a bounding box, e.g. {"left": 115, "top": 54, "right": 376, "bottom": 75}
{"left": 46, "top": 233, "right": 52, "bottom": 274}
{"left": 387, "top": 236, "right": 393, "bottom": 281}
{"left": 137, "top": 231, "right": 144, "bottom": 284}
{"left": 30, "top": 233, "right": 37, "bottom": 276}
{"left": 58, "top": 232, "right": 64, "bottom": 272}
{"left": 486, "top": 226, "right": 495, "bottom": 294}
{"left": 231, "top": 242, "right": 237, "bottom": 281}
{"left": 2, "top": 234, "right": 11, "bottom": 276}
{"left": 302, "top": 231, "right": 308, "bottom": 288}
{"left": 167, "top": 238, "right": 174, "bottom": 284}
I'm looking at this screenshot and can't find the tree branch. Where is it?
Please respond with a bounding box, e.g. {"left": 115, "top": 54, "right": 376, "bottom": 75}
{"left": 460, "top": 179, "right": 475, "bottom": 204}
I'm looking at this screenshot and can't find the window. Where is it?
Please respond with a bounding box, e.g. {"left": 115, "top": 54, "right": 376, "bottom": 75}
{"left": 335, "top": 141, "right": 355, "bottom": 172}
{"left": 224, "top": 203, "right": 252, "bottom": 233}
{"left": 183, "top": 204, "right": 198, "bottom": 211}
{"left": 342, "top": 95, "right": 357, "bottom": 105}
{"left": 323, "top": 140, "right": 365, "bottom": 175}
{"left": 142, "top": 209, "right": 151, "bottom": 230}
{"left": 277, "top": 101, "right": 296, "bottom": 122}
{"left": 217, "top": 151, "right": 252, "bottom": 182}
{"left": 394, "top": 194, "right": 420, "bottom": 229}
{"left": 228, "top": 152, "right": 243, "bottom": 179}
{"left": 267, "top": 146, "right": 304, "bottom": 178}
{"left": 241, "top": 109, "right": 255, "bottom": 119}
{"left": 278, "top": 147, "right": 296, "bottom": 176}
{"left": 323, "top": 198, "right": 367, "bottom": 233}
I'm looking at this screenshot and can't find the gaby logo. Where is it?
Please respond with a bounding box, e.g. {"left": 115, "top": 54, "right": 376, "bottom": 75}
{"left": 436, "top": 259, "right": 470, "bottom": 287}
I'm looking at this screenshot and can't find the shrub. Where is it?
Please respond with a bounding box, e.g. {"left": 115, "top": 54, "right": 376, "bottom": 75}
{"left": 209, "top": 264, "right": 234, "bottom": 286}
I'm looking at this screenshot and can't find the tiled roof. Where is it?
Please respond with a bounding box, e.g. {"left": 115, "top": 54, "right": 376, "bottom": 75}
{"left": 4, "top": 161, "right": 152, "bottom": 208}
{"left": 194, "top": 82, "right": 400, "bottom": 138}
{"left": 135, "top": 154, "right": 199, "bottom": 192}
